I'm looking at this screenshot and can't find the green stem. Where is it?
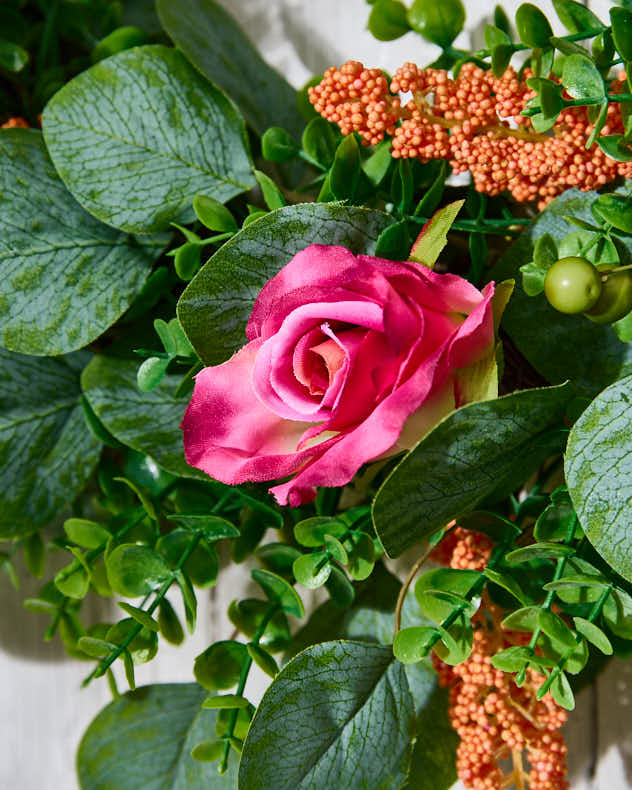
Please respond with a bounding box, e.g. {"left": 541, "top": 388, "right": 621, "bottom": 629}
{"left": 82, "top": 532, "right": 203, "bottom": 686}
{"left": 218, "top": 603, "right": 279, "bottom": 774}
{"left": 538, "top": 583, "right": 612, "bottom": 696}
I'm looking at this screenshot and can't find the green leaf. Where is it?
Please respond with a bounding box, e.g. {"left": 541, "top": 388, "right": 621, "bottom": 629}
{"left": 42, "top": 46, "right": 254, "bottom": 233}
{"left": 544, "top": 574, "right": 610, "bottom": 591}
{"left": 254, "top": 169, "right": 286, "bottom": 211}
{"left": 434, "top": 615, "right": 473, "bottom": 665}
{"left": 491, "top": 645, "right": 533, "bottom": 671}
{"left": 491, "top": 43, "right": 513, "bottom": 77}
{"left": 0, "top": 130, "right": 165, "bottom": 354}
{"left": 136, "top": 356, "right": 170, "bottom": 392}
{"left": 325, "top": 565, "right": 356, "bottom": 608}
{"left": 458, "top": 510, "right": 521, "bottom": 543}
{"left": 168, "top": 514, "right": 240, "bottom": 541}
{"left": 597, "top": 135, "right": 632, "bottom": 162}
{"left": 78, "top": 636, "right": 119, "bottom": 659}
{"left": 394, "top": 626, "right": 439, "bottom": 663}
{"left": 239, "top": 641, "right": 414, "bottom": 790}
{"left": 262, "top": 127, "right": 300, "bottom": 163}
{"left": 158, "top": 598, "right": 184, "bottom": 645}
{"left": 247, "top": 643, "right": 279, "bottom": 678}
{"left": 566, "top": 373, "right": 632, "bottom": 582}
{"left": 157, "top": 530, "right": 218, "bottom": 587}
{"left": 372, "top": 384, "right": 572, "bottom": 556}
{"left": 501, "top": 606, "right": 540, "bottom": 632}
{"left": 77, "top": 683, "right": 237, "bottom": 788}
{"left": 407, "top": 0, "right": 465, "bottom": 48}
{"left": 292, "top": 552, "right": 332, "bottom": 589}
{"left": 485, "top": 24, "right": 511, "bottom": 50}
{"left": 538, "top": 609, "right": 577, "bottom": 648}
{"left": 118, "top": 602, "right": 160, "bottom": 632}
{"left": 553, "top": 0, "right": 604, "bottom": 34}
{"left": 82, "top": 355, "right": 204, "bottom": 480}
{"left": 346, "top": 531, "right": 376, "bottom": 581}
{"left": 106, "top": 544, "right": 171, "bottom": 597}
{"left": 194, "top": 640, "right": 249, "bottom": 691}
{"left": 368, "top": 0, "right": 411, "bottom": 40}
{"left": 611, "top": 7, "right": 632, "bottom": 62}
{"left": 0, "top": 349, "right": 101, "bottom": 539}
{"left": 23, "top": 532, "right": 46, "bottom": 577}
{"left": 190, "top": 739, "right": 224, "bottom": 763}
{"left": 54, "top": 561, "right": 90, "bottom": 599}
{"left": 551, "top": 671, "right": 575, "bottom": 710}
{"left": 573, "top": 617, "right": 613, "bottom": 654}
{"left": 251, "top": 568, "right": 304, "bottom": 618}
{"left": 330, "top": 135, "right": 361, "bottom": 201}
{"left": 592, "top": 194, "right": 632, "bottom": 233}
{"left": 202, "top": 694, "right": 251, "bottom": 710}
{"left": 228, "top": 599, "right": 291, "bottom": 653}
{"left": 515, "top": 3, "right": 553, "bottom": 47}
{"left": 488, "top": 189, "right": 632, "bottom": 396}
{"left": 362, "top": 140, "right": 393, "bottom": 187}
{"left": 193, "top": 194, "right": 238, "bottom": 233}
{"left": 483, "top": 568, "right": 527, "bottom": 604}
{"left": 415, "top": 569, "right": 481, "bottom": 623}
{"left": 324, "top": 534, "right": 348, "bottom": 564}
{"left": 302, "top": 117, "right": 338, "bottom": 169}
{"left": 91, "top": 26, "right": 150, "bottom": 62}
{"left": 174, "top": 244, "right": 202, "bottom": 282}
{"left": 0, "top": 38, "right": 28, "bottom": 72}
{"left": 409, "top": 200, "right": 464, "bottom": 269}
{"left": 106, "top": 618, "right": 158, "bottom": 664}
{"left": 506, "top": 542, "right": 576, "bottom": 564}
{"left": 294, "top": 517, "right": 348, "bottom": 547}
{"left": 177, "top": 204, "right": 394, "bottom": 365}
{"left": 604, "top": 586, "right": 632, "bottom": 638}
{"left": 561, "top": 53, "right": 605, "bottom": 101}
{"left": 64, "top": 519, "right": 111, "bottom": 549}
{"left": 256, "top": 543, "right": 302, "bottom": 578}
{"left": 156, "top": 0, "right": 303, "bottom": 139}
{"left": 534, "top": 500, "right": 578, "bottom": 542}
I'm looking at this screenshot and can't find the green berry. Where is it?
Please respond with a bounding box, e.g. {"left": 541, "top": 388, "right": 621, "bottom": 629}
{"left": 585, "top": 265, "right": 632, "bottom": 325}
{"left": 543, "top": 257, "right": 602, "bottom": 314}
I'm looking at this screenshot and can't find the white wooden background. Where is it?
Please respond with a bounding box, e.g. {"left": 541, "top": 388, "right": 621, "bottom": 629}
{"left": 2, "top": 1, "right": 631, "bottom": 787}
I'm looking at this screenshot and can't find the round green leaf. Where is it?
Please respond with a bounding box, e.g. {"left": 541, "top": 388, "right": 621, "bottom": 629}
{"left": 301, "top": 117, "right": 338, "bottom": 168}
{"left": 118, "top": 602, "right": 160, "bottom": 632}
{"left": 42, "top": 46, "right": 254, "bottom": 233}
{"left": 106, "top": 544, "right": 171, "bottom": 597}
{"left": 156, "top": 530, "right": 218, "bottom": 588}
{"left": 64, "top": 519, "right": 111, "bottom": 550}
{"left": 239, "top": 641, "right": 414, "bottom": 790}
{"left": 177, "top": 204, "right": 394, "bottom": 365}
{"left": 77, "top": 683, "right": 237, "bottom": 788}
{"left": 393, "top": 626, "right": 438, "bottom": 664}
{"left": 194, "top": 640, "right": 248, "bottom": 690}
{"left": 193, "top": 194, "right": 238, "bottom": 232}
{"left": 368, "top": 0, "right": 411, "bottom": 41}
{"left": 294, "top": 517, "right": 348, "bottom": 547}
{"left": 415, "top": 568, "right": 481, "bottom": 623}
{"left": 538, "top": 609, "right": 577, "bottom": 649}
{"left": 515, "top": 3, "right": 553, "bottom": 47}
{"left": 0, "top": 130, "right": 166, "bottom": 354}
{"left": 106, "top": 618, "right": 158, "bottom": 664}
{"left": 324, "top": 565, "right": 356, "bottom": 609}
{"left": 168, "top": 513, "right": 240, "bottom": 541}
{"left": 407, "top": 0, "right": 465, "bottom": 47}
{"left": 491, "top": 646, "right": 533, "bottom": 672}
{"left": 573, "top": 616, "right": 613, "bottom": 655}
{"left": 54, "top": 562, "right": 90, "bottom": 599}
{"left": 92, "top": 26, "right": 150, "bottom": 61}
{"left": 174, "top": 243, "right": 202, "bottom": 282}
{"left": 256, "top": 543, "right": 302, "bottom": 578}
{"left": 201, "top": 694, "right": 250, "bottom": 710}
{"left": 251, "top": 568, "right": 304, "bottom": 618}
{"left": 227, "top": 598, "right": 291, "bottom": 652}
{"left": 434, "top": 616, "right": 473, "bottom": 666}
{"left": 561, "top": 53, "right": 605, "bottom": 101}
{"left": 592, "top": 194, "right": 632, "bottom": 233}
{"left": 190, "top": 739, "right": 224, "bottom": 763}
{"left": 292, "top": 552, "right": 332, "bottom": 589}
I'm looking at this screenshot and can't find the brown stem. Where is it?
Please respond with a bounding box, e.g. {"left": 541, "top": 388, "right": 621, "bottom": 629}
{"left": 394, "top": 543, "right": 433, "bottom": 636}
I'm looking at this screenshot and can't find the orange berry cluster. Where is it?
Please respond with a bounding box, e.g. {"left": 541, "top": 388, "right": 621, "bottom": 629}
{"left": 431, "top": 528, "right": 569, "bottom": 790}
{"left": 309, "top": 61, "right": 632, "bottom": 208}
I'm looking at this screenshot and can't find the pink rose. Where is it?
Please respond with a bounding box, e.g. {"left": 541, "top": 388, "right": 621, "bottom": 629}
{"left": 182, "top": 244, "right": 496, "bottom": 506}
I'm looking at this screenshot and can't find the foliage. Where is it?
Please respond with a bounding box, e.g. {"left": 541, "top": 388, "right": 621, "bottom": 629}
{"left": 3, "top": 1, "right": 632, "bottom": 789}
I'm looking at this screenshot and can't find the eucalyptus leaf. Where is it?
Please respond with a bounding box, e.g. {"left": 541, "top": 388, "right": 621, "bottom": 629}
{"left": 177, "top": 204, "right": 394, "bottom": 365}
{"left": 106, "top": 544, "right": 171, "bottom": 597}
{"left": 0, "top": 349, "right": 101, "bottom": 539}
{"left": 77, "top": 683, "right": 237, "bottom": 788}
{"left": 566, "top": 373, "right": 632, "bottom": 583}
{"left": 239, "top": 641, "right": 414, "bottom": 790}
{"left": 157, "top": 0, "right": 302, "bottom": 139}
{"left": 82, "top": 355, "right": 205, "bottom": 480}
{"left": 0, "top": 130, "right": 165, "bottom": 354}
{"left": 43, "top": 45, "right": 254, "bottom": 233}
{"left": 373, "top": 384, "right": 572, "bottom": 556}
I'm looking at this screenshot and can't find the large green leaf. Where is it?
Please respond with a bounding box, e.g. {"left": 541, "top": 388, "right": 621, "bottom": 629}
{"left": 239, "top": 640, "right": 414, "bottom": 790}
{"left": 0, "top": 129, "right": 164, "bottom": 355}
{"left": 286, "top": 564, "right": 457, "bottom": 790}
{"left": 77, "top": 683, "right": 237, "bottom": 789}
{"left": 81, "top": 355, "right": 203, "bottom": 479}
{"left": 566, "top": 374, "right": 632, "bottom": 582}
{"left": 156, "top": 0, "right": 303, "bottom": 139}
{"left": 177, "top": 204, "right": 395, "bottom": 365}
{"left": 0, "top": 348, "right": 101, "bottom": 538}
{"left": 373, "top": 384, "right": 572, "bottom": 557}
{"left": 42, "top": 45, "right": 254, "bottom": 233}
{"left": 489, "top": 189, "right": 632, "bottom": 396}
